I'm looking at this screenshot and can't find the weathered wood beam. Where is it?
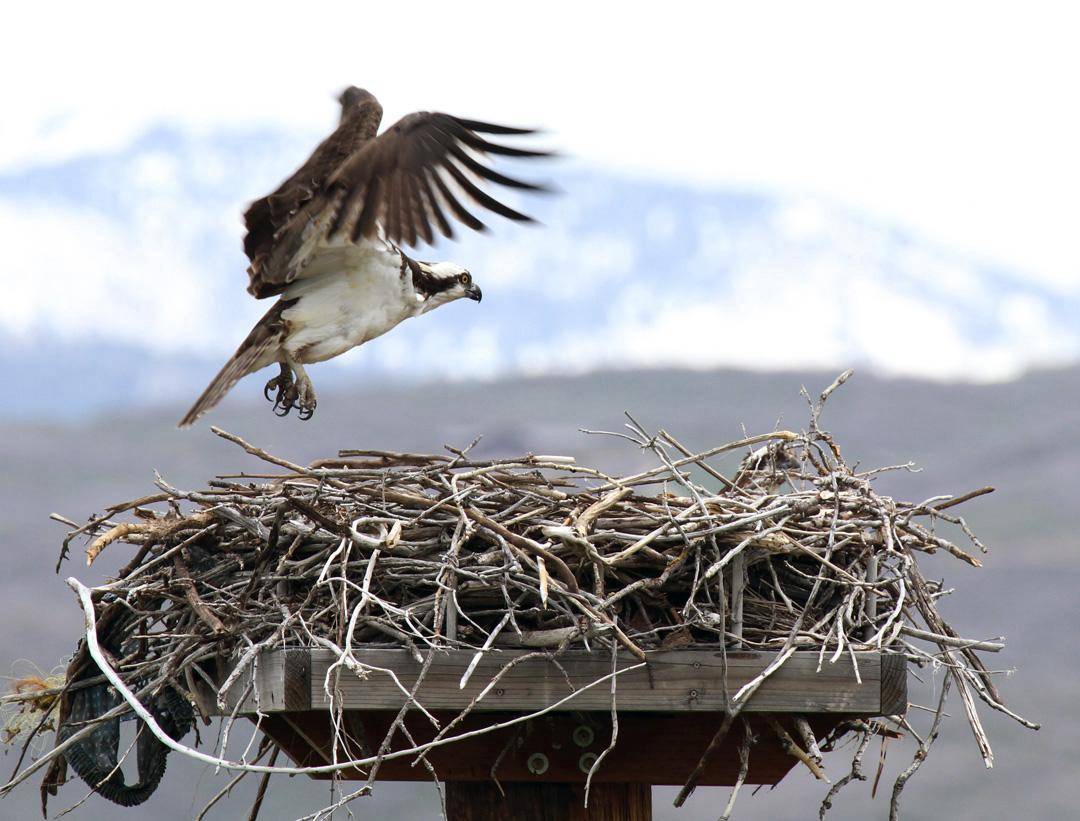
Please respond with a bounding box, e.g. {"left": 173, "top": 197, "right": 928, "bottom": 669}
{"left": 222, "top": 648, "right": 905, "bottom": 717}
{"left": 445, "top": 781, "right": 651, "bottom": 820}
{"left": 258, "top": 710, "right": 830, "bottom": 786}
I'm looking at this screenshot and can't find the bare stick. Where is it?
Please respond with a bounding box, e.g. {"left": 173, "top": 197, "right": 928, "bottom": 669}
{"left": 718, "top": 719, "right": 755, "bottom": 821}
{"left": 769, "top": 716, "right": 829, "bottom": 782}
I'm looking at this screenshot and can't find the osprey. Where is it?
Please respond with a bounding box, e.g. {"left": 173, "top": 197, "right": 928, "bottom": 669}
{"left": 179, "top": 87, "right": 549, "bottom": 427}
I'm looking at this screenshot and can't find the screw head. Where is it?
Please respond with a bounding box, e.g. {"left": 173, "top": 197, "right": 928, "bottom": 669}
{"left": 578, "top": 751, "right": 598, "bottom": 774}
{"left": 689, "top": 689, "right": 699, "bottom": 699}
{"left": 572, "top": 725, "right": 595, "bottom": 748}
{"left": 495, "top": 688, "right": 505, "bottom": 697}
{"left": 527, "top": 752, "right": 549, "bottom": 775}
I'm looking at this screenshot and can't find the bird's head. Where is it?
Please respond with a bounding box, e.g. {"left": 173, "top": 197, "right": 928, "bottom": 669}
{"left": 414, "top": 261, "right": 483, "bottom": 311}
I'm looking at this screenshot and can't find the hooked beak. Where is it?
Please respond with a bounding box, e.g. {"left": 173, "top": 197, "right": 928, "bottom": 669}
{"left": 466, "top": 284, "right": 483, "bottom": 303}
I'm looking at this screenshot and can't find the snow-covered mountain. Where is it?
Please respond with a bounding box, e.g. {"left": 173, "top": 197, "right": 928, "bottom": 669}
{"left": 2, "top": 127, "right": 1076, "bottom": 418}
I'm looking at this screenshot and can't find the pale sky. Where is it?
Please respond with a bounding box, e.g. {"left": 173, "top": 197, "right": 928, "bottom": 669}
{"left": 3, "top": 1, "right": 1079, "bottom": 291}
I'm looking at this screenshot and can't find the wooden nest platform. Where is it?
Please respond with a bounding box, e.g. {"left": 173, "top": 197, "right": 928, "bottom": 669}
{"left": 227, "top": 647, "right": 906, "bottom": 784}
{"left": 1, "top": 373, "right": 1035, "bottom": 820}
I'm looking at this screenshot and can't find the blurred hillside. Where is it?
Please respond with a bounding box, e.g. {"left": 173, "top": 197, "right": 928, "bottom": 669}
{"left": 0, "top": 367, "right": 1075, "bottom": 819}
{"left": 2, "top": 128, "right": 1079, "bottom": 422}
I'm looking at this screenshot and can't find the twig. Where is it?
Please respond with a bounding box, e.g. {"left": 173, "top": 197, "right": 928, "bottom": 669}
{"left": 769, "top": 716, "right": 829, "bottom": 782}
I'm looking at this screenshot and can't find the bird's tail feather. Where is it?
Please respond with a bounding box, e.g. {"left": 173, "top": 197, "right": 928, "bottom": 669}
{"left": 178, "top": 335, "right": 278, "bottom": 428}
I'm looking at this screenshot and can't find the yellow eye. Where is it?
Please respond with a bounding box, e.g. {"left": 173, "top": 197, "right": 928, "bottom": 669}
{"left": 459, "top": 272, "right": 471, "bottom": 285}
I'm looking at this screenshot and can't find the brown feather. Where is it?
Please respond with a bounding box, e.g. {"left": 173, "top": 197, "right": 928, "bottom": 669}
{"left": 353, "top": 176, "right": 382, "bottom": 243}
{"left": 419, "top": 168, "right": 454, "bottom": 240}
{"left": 451, "top": 118, "right": 539, "bottom": 136}
{"left": 405, "top": 172, "right": 433, "bottom": 245}
{"left": 448, "top": 143, "right": 550, "bottom": 190}
{"left": 244, "top": 88, "right": 383, "bottom": 297}
{"left": 429, "top": 167, "right": 485, "bottom": 232}
{"left": 442, "top": 160, "right": 533, "bottom": 222}
{"left": 254, "top": 108, "right": 550, "bottom": 294}
{"left": 177, "top": 300, "right": 294, "bottom": 428}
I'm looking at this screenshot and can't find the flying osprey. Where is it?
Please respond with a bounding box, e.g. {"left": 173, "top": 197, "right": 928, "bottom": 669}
{"left": 179, "top": 87, "right": 549, "bottom": 427}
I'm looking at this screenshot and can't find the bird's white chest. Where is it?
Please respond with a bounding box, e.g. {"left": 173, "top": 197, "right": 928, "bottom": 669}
{"left": 279, "top": 244, "right": 422, "bottom": 363}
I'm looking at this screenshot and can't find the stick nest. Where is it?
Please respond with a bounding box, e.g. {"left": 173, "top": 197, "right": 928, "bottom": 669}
{"left": 3, "top": 374, "right": 1035, "bottom": 820}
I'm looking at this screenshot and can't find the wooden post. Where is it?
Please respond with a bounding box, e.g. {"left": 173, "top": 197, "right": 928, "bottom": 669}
{"left": 444, "top": 782, "right": 651, "bottom": 821}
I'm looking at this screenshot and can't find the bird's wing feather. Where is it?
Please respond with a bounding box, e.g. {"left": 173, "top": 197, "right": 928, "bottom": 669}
{"left": 177, "top": 300, "right": 293, "bottom": 427}
{"left": 243, "top": 90, "right": 384, "bottom": 296}
{"left": 249, "top": 112, "right": 550, "bottom": 299}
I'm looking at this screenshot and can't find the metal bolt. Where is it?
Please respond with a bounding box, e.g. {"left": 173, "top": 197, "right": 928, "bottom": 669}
{"left": 527, "top": 752, "right": 549, "bottom": 775}
{"left": 572, "top": 725, "right": 595, "bottom": 748}
{"left": 578, "top": 752, "right": 598, "bottom": 774}
{"left": 689, "top": 689, "right": 699, "bottom": 699}
{"left": 494, "top": 688, "right": 505, "bottom": 697}
{"left": 692, "top": 661, "right": 701, "bottom": 670}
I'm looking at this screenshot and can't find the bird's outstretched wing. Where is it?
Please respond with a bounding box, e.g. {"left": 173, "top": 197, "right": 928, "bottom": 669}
{"left": 243, "top": 87, "right": 384, "bottom": 295}
{"left": 249, "top": 112, "right": 551, "bottom": 299}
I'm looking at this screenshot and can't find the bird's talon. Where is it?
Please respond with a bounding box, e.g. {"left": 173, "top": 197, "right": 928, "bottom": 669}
{"left": 264, "top": 367, "right": 296, "bottom": 409}
{"left": 291, "top": 373, "right": 317, "bottom": 421}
